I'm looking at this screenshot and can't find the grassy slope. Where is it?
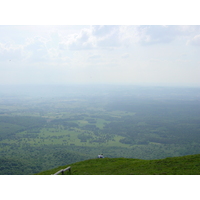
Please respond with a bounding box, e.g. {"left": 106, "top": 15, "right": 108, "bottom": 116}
{"left": 36, "top": 154, "right": 200, "bottom": 175}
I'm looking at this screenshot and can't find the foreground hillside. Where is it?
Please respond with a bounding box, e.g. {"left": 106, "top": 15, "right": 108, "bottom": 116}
{"left": 36, "top": 154, "right": 200, "bottom": 175}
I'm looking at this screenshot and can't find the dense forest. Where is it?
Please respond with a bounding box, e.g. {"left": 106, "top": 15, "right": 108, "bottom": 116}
{"left": 0, "top": 85, "right": 200, "bottom": 174}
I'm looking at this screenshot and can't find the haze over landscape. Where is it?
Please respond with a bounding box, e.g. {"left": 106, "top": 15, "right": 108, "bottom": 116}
{"left": 1, "top": 25, "right": 200, "bottom": 174}
{"left": 1, "top": 1, "right": 200, "bottom": 199}
{"left": 0, "top": 25, "right": 200, "bottom": 87}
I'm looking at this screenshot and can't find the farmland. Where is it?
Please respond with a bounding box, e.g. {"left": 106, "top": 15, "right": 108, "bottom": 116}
{"left": 0, "top": 84, "right": 200, "bottom": 174}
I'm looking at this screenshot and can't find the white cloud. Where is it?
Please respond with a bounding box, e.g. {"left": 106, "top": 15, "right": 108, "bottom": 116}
{"left": 92, "top": 25, "right": 122, "bottom": 48}
{"left": 187, "top": 34, "right": 200, "bottom": 46}
{"left": 1, "top": 25, "right": 200, "bottom": 87}
{"left": 59, "top": 25, "right": 125, "bottom": 50}
{"left": 59, "top": 28, "right": 95, "bottom": 50}
{"left": 24, "top": 36, "right": 50, "bottom": 62}
{"left": 123, "top": 25, "right": 200, "bottom": 46}
{"left": 92, "top": 25, "right": 116, "bottom": 36}
{"left": 121, "top": 53, "right": 129, "bottom": 58}
{"left": 0, "top": 42, "right": 23, "bottom": 62}
{"left": 88, "top": 54, "right": 101, "bottom": 60}
{"left": 134, "top": 26, "right": 179, "bottom": 45}
{"left": 57, "top": 25, "right": 200, "bottom": 53}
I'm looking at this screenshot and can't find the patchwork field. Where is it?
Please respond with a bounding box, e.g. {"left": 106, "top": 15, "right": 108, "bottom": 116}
{"left": 1, "top": 85, "right": 200, "bottom": 174}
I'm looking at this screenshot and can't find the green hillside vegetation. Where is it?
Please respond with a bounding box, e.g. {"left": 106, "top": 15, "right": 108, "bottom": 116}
{"left": 1, "top": 86, "right": 200, "bottom": 175}
{"left": 0, "top": 150, "right": 92, "bottom": 175}
{"left": 36, "top": 154, "right": 200, "bottom": 175}
{"left": 0, "top": 158, "right": 39, "bottom": 175}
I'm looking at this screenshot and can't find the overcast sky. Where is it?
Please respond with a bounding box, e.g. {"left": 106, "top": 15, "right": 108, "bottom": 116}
{"left": 0, "top": 25, "right": 200, "bottom": 87}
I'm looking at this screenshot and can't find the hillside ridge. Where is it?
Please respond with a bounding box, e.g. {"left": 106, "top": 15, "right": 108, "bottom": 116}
{"left": 36, "top": 153, "right": 200, "bottom": 175}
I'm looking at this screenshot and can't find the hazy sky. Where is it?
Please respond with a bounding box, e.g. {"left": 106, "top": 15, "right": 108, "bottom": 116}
{"left": 0, "top": 25, "right": 200, "bottom": 87}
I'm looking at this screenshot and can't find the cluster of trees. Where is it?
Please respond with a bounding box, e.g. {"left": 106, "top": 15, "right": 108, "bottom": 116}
{"left": 0, "top": 116, "right": 46, "bottom": 141}
{"left": 102, "top": 100, "right": 200, "bottom": 146}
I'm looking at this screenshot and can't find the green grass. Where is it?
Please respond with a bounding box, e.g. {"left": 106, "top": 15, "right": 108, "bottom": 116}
{"left": 95, "top": 118, "right": 108, "bottom": 129}
{"left": 36, "top": 154, "right": 200, "bottom": 175}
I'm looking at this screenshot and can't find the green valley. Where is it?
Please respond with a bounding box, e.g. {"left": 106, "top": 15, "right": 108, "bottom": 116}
{"left": 1, "top": 85, "right": 200, "bottom": 174}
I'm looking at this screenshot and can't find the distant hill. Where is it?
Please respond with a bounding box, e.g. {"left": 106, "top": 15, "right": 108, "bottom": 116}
{"left": 36, "top": 154, "right": 200, "bottom": 175}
